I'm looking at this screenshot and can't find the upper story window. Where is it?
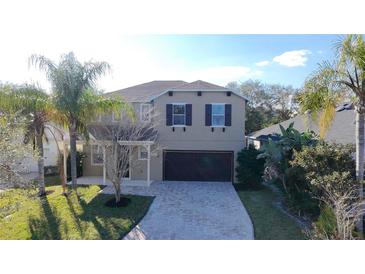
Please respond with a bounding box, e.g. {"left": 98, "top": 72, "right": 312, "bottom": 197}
{"left": 173, "top": 104, "right": 186, "bottom": 126}
{"left": 91, "top": 144, "right": 104, "bottom": 166}
{"left": 212, "top": 104, "right": 225, "bottom": 126}
{"left": 140, "top": 104, "right": 151, "bottom": 122}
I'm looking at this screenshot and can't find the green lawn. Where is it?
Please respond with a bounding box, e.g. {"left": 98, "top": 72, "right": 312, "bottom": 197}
{"left": 237, "top": 186, "right": 306, "bottom": 240}
{"left": 0, "top": 185, "right": 154, "bottom": 239}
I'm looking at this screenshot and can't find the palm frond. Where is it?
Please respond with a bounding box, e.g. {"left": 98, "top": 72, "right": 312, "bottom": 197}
{"left": 83, "top": 61, "right": 111, "bottom": 88}
{"left": 29, "top": 54, "right": 57, "bottom": 81}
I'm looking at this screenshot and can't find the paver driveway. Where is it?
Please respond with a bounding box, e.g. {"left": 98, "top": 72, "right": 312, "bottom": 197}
{"left": 102, "top": 181, "right": 254, "bottom": 240}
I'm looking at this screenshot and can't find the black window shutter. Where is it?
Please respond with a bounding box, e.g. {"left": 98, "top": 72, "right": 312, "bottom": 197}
{"left": 225, "top": 104, "right": 232, "bottom": 126}
{"left": 186, "top": 104, "right": 192, "bottom": 126}
{"left": 166, "top": 104, "right": 172, "bottom": 126}
{"left": 205, "top": 104, "right": 212, "bottom": 126}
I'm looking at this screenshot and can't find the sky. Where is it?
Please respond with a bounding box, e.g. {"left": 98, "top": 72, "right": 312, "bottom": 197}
{"left": 0, "top": 33, "right": 339, "bottom": 93}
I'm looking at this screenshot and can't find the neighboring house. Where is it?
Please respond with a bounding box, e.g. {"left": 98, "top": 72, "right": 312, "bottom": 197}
{"left": 23, "top": 125, "right": 64, "bottom": 174}
{"left": 248, "top": 103, "right": 355, "bottom": 149}
{"left": 82, "top": 80, "right": 248, "bottom": 185}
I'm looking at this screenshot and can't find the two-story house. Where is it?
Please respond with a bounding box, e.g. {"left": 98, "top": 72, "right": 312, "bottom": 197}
{"left": 82, "top": 80, "right": 247, "bottom": 185}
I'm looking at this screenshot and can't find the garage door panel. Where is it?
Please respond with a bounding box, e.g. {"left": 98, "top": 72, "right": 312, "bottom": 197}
{"left": 163, "top": 150, "right": 233, "bottom": 182}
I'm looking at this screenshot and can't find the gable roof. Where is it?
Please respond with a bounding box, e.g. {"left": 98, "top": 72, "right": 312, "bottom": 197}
{"left": 103, "top": 80, "right": 248, "bottom": 102}
{"left": 249, "top": 105, "right": 356, "bottom": 145}
{"left": 169, "top": 80, "right": 231, "bottom": 91}
{"left": 104, "top": 80, "right": 187, "bottom": 102}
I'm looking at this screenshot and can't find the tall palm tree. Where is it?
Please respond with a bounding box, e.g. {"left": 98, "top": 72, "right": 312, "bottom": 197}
{"left": 298, "top": 34, "right": 365, "bottom": 206}
{"left": 0, "top": 84, "right": 59, "bottom": 195}
{"left": 30, "top": 52, "right": 130, "bottom": 191}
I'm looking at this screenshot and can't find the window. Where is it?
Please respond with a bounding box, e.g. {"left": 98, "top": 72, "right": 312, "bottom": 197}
{"left": 140, "top": 104, "right": 151, "bottom": 122}
{"left": 173, "top": 104, "right": 185, "bottom": 126}
{"left": 212, "top": 104, "right": 225, "bottom": 126}
{"left": 138, "top": 147, "right": 148, "bottom": 160}
{"left": 91, "top": 144, "right": 104, "bottom": 165}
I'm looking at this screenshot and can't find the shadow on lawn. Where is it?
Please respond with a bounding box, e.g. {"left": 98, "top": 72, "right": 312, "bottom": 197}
{"left": 28, "top": 197, "right": 62, "bottom": 240}
{"left": 27, "top": 186, "right": 153, "bottom": 240}
{"left": 77, "top": 194, "right": 126, "bottom": 239}
{"left": 65, "top": 195, "right": 85, "bottom": 239}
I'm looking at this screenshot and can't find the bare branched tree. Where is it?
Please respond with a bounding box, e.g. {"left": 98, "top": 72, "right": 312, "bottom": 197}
{"left": 90, "top": 106, "right": 159, "bottom": 204}
{"left": 310, "top": 172, "right": 365, "bottom": 240}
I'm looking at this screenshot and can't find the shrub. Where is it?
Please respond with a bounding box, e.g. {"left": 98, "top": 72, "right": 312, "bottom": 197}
{"left": 258, "top": 123, "right": 318, "bottom": 213}
{"left": 236, "top": 145, "right": 265, "bottom": 189}
{"left": 258, "top": 123, "right": 318, "bottom": 188}
{"left": 289, "top": 143, "right": 357, "bottom": 219}
{"left": 290, "top": 143, "right": 355, "bottom": 184}
{"left": 66, "top": 151, "right": 86, "bottom": 179}
{"left": 284, "top": 166, "right": 320, "bottom": 217}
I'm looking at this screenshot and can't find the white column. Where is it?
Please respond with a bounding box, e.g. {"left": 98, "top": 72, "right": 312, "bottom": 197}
{"left": 147, "top": 144, "right": 151, "bottom": 185}
{"left": 63, "top": 140, "right": 67, "bottom": 185}
{"left": 103, "top": 145, "right": 106, "bottom": 185}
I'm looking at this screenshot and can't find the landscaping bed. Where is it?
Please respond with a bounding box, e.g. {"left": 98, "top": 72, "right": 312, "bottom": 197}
{"left": 0, "top": 185, "right": 154, "bottom": 239}
{"left": 236, "top": 186, "right": 306, "bottom": 240}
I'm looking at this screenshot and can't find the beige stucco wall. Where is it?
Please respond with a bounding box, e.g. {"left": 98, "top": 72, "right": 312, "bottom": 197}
{"left": 83, "top": 91, "right": 246, "bottom": 183}
{"left": 150, "top": 91, "right": 246, "bottom": 182}
{"left": 83, "top": 144, "right": 103, "bottom": 176}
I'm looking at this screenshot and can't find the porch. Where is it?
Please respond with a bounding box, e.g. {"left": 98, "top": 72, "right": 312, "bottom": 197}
{"left": 62, "top": 140, "right": 154, "bottom": 187}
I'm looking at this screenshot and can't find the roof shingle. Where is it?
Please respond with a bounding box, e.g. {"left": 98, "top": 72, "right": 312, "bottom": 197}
{"left": 170, "top": 80, "right": 230, "bottom": 91}
{"left": 250, "top": 108, "right": 356, "bottom": 145}
{"left": 104, "top": 80, "right": 187, "bottom": 102}
{"left": 102, "top": 80, "right": 242, "bottom": 102}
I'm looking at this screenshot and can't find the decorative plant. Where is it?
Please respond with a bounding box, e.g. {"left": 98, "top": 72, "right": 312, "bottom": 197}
{"left": 236, "top": 145, "right": 265, "bottom": 189}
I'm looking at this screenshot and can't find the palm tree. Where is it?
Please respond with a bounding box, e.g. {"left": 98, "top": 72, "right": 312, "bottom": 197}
{"left": 30, "top": 52, "right": 130, "bottom": 191}
{"left": 298, "top": 35, "right": 365, "bottom": 211}
{"left": 0, "top": 84, "right": 59, "bottom": 195}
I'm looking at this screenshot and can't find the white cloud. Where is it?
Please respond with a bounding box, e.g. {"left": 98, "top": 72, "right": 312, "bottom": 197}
{"left": 273, "top": 50, "right": 311, "bottom": 67}
{"left": 255, "top": 60, "right": 270, "bottom": 67}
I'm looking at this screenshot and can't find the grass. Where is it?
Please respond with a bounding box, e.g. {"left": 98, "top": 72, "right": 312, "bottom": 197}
{"left": 237, "top": 186, "right": 306, "bottom": 240}
{"left": 0, "top": 185, "right": 154, "bottom": 240}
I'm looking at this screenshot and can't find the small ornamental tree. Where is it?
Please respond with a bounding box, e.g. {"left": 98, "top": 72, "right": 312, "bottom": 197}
{"left": 101, "top": 107, "right": 159, "bottom": 205}
{"left": 236, "top": 145, "right": 265, "bottom": 189}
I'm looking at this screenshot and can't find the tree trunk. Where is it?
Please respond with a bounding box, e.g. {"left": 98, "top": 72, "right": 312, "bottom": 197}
{"left": 69, "top": 121, "right": 78, "bottom": 191}
{"left": 114, "top": 179, "right": 121, "bottom": 203}
{"left": 35, "top": 133, "right": 45, "bottom": 196}
{"left": 355, "top": 107, "right": 365, "bottom": 232}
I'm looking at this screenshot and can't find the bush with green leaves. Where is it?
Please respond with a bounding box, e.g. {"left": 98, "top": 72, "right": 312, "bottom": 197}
{"left": 288, "top": 143, "right": 356, "bottom": 218}
{"left": 290, "top": 143, "right": 355, "bottom": 193}
{"left": 258, "top": 122, "right": 318, "bottom": 189}
{"left": 236, "top": 145, "right": 265, "bottom": 189}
